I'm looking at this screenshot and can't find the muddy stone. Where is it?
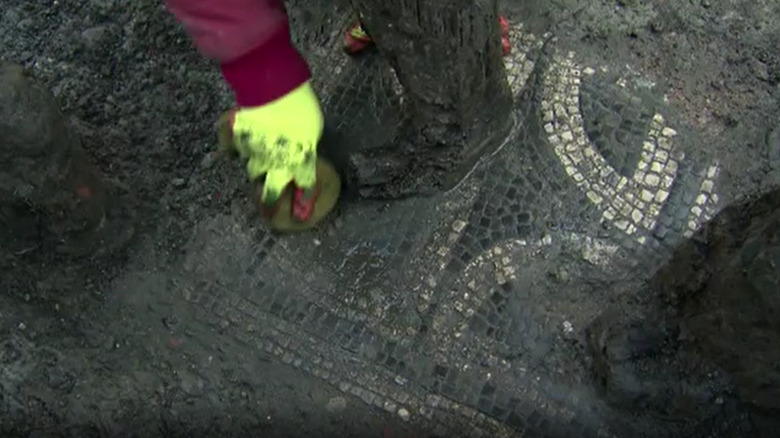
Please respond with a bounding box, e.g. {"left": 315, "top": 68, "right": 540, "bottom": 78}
{"left": 0, "top": 62, "right": 131, "bottom": 259}
{"left": 589, "top": 187, "right": 780, "bottom": 429}
{"left": 767, "top": 126, "right": 780, "bottom": 171}
{"left": 0, "top": 63, "right": 73, "bottom": 201}
{"left": 585, "top": 309, "right": 726, "bottom": 422}
{"left": 653, "top": 187, "right": 780, "bottom": 416}
{"left": 325, "top": 396, "right": 347, "bottom": 413}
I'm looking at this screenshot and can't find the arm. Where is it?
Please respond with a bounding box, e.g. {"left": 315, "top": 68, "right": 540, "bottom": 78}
{"left": 163, "top": 0, "right": 311, "bottom": 107}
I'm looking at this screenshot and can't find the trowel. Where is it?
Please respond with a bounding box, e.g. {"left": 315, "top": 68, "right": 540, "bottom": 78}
{"left": 216, "top": 112, "right": 343, "bottom": 233}
{"left": 256, "top": 156, "right": 341, "bottom": 233}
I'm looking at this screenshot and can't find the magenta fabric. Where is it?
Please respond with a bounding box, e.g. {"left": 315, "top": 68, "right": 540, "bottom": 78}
{"left": 163, "top": 0, "right": 311, "bottom": 106}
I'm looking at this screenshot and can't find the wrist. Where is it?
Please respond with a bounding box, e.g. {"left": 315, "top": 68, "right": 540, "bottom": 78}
{"left": 220, "top": 28, "right": 311, "bottom": 108}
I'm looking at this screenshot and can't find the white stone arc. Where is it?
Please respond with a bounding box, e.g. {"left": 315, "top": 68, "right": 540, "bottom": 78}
{"left": 531, "top": 51, "right": 712, "bottom": 243}
{"left": 380, "top": 22, "right": 722, "bottom": 244}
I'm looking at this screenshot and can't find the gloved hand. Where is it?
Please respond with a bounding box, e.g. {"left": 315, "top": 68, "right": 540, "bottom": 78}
{"left": 217, "top": 81, "right": 323, "bottom": 208}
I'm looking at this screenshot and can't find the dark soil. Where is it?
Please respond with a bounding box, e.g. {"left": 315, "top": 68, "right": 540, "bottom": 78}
{"left": 0, "top": 1, "right": 423, "bottom": 436}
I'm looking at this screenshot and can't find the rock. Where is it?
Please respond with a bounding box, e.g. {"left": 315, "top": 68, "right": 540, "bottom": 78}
{"left": 585, "top": 308, "right": 724, "bottom": 422}
{"left": 3, "top": 8, "right": 20, "bottom": 24}
{"left": 0, "top": 62, "right": 131, "bottom": 259}
{"left": 749, "top": 57, "right": 770, "bottom": 82}
{"left": 551, "top": 267, "right": 570, "bottom": 283}
{"left": 0, "top": 63, "right": 72, "bottom": 164}
{"left": 652, "top": 187, "right": 780, "bottom": 416}
{"left": 0, "top": 63, "right": 76, "bottom": 255}
{"left": 0, "top": 339, "right": 23, "bottom": 364}
{"left": 200, "top": 151, "right": 217, "bottom": 170}
{"left": 767, "top": 127, "right": 780, "bottom": 170}
{"left": 586, "top": 311, "right": 670, "bottom": 403}
{"left": 81, "top": 25, "right": 109, "bottom": 49}
{"left": 16, "top": 19, "right": 33, "bottom": 31}
{"left": 325, "top": 396, "right": 347, "bottom": 413}
{"left": 46, "top": 366, "right": 76, "bottom": 392}
{"left": 179, "top": 370, "right": 204, "bottom": 396}
{"left": 349, "top": 150, "right": 410, "bottom": 188}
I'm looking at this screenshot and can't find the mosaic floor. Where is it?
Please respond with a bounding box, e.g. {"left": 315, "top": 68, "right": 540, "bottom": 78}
{"left": 145, "top": 22, "right": 744, "bottom": 437}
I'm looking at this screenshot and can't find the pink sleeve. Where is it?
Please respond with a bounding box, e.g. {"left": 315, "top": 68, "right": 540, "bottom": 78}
{"left": 163, "top": 0, "right": 311, "bottom": 107}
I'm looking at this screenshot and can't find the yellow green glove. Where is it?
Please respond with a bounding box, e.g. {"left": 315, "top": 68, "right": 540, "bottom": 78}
{"left": 217, "top": 81, "right": 323, "bottom": 205}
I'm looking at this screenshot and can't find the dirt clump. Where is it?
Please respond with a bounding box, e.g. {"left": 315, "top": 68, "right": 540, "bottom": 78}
{"left": 0, "top": 62, "right": 134, "bottom": 265}
{"left": 588, "top": 187, "right": 780, "bottom": 433}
